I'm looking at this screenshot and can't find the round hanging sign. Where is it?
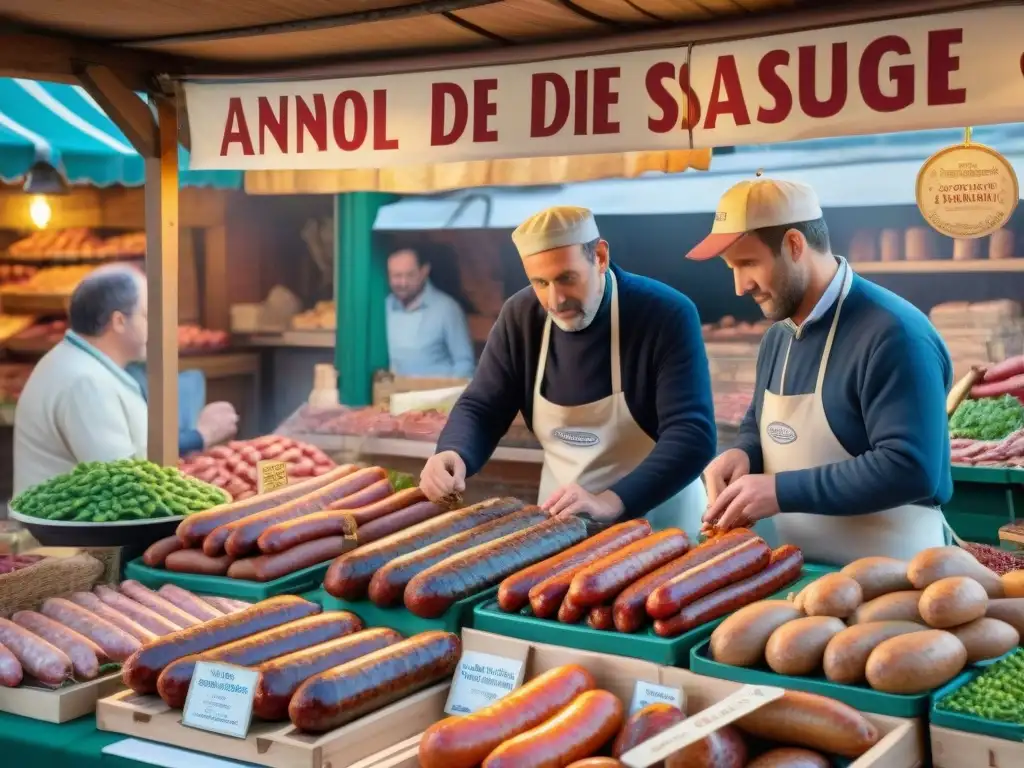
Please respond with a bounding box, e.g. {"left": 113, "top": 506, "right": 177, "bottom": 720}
{"left": 916, "top": 142, "right": 1019, "bottom": 239}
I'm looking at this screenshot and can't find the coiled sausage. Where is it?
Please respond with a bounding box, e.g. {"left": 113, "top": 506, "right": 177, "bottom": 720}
{"left": 0, "top": 617, "right": 72, "bottom": 686}
{"left": 11, "top": 611, "right": 101, "bottom": 680}
{"left": 41, "top": 598, "right": 141, "bottom": 661}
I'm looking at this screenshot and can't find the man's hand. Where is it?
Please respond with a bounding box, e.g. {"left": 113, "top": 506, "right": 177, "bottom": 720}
{"left": 702, "top": 474, "right": 780, "bottom": 532}
{"left": 197, "top": 402, "right": 239, "bottom": 448}
{"left": 542, "top": 484, "right": 624, "bottom": 523}
{"left": 703, "top": 448, "right": 751, "bottom": 506}
{"left": 419, "top": 450, "right": 467, "bottom": 502}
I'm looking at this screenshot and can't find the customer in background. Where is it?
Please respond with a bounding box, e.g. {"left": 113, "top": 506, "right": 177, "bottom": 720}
{"left": 385, "top": 247, "right": 475, "bottom": 378}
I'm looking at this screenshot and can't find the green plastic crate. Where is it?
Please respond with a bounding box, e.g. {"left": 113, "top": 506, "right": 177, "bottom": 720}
{"left": 931, "top": 667, "right": 1024, "bottom": 741}
{"left": 123, "top": 556, "right": 331, "bottom": 601}
{"left": 945, "top": 465, "right": 1022, "bottom": 545}
{"left": 311, "top": 586, "right": 497, "bottom": 634}
{"left": 471, "top": 565, "right": 834, "bottom": 667}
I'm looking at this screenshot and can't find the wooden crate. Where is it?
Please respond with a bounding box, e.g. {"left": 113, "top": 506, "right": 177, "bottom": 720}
{"left": 931, "top": 725, "right": 1024, "bottom": 768}
{"left": 0, "top": 672, "right": 123, "bottom": 723}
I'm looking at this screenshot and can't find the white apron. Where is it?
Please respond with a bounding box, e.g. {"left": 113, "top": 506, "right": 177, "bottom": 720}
{"left": 760, "top": 284, "right": 948, "bottom": 566}
{"left": 532, "top": 271, "right": 707, "bottom": 536}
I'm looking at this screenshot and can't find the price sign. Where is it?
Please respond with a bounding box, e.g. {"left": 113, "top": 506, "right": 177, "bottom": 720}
{"left": 628, "top": 680, "right": 684, "bottom": 716}
{"left": 256, "top": 460, "right": 288, "bottom": 495}
{"left": 181, "top": 662, "right": 259, "bottom": 739}
{"left": 444, "top": 650, "right": 525, "bottom": 715}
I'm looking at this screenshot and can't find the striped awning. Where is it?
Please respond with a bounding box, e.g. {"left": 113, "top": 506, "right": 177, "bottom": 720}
{"left": 0, "top": 78, "right": 241, "bottom": 189}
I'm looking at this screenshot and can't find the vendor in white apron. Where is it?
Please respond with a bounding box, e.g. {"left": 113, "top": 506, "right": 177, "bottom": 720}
{"left": 688, "top": 177, "right": 951, "bottom": 566}
{"left": 420, "top": 206, "right": 716, "bottom": 537}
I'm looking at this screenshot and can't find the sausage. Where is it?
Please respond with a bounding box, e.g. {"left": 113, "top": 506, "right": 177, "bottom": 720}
{"left": 559, "top": 596, "right": 587, "bottom": 624}
{"left": 567, "top": 761, "right": 624, "bottom": 768}
{"left": 369, "top": 507, "right": 549, "bottom": 607}
{"left": 734, "top": 690, "right": 880, "bottom": 758}
{"left": 744, "top": 748, "right": 830, "bottom": 768}
{"left": 157, "top": 585, "right": 224, "bottom": 622}
{"left": 257, "top": 487, "right": 426, "bottom": 554}
{"left": 254, "top": 628, "right": 403, "bottom": 720}
{"left": 613, "top": 529, "right": 759, "bottom": 633}
{"left": 227, "top": 536, "right": 355, "bottom": 582}
{"left": 119, "top": 581, "right": 202, "bottom": 627}
{"left": 142, "top": 535, "right": 185, "bottom": 567}
{"left": 664, "top": 725, "right": 747, "bottom": 768}
{"left": 11, "top": 611, "right": 101, "bottom": 680}
{"left": 218, "top": 467, "right": 386, "bottom": 557}
{"left": 156, "top": 611, "right": 363, "bottom": 708}
{"left": 356, "top": 501, "right": 449, "bottom": 544}
{"left": 587, "top": 605, "right": 615, "bottom": 631}
{"left": 515, "top": 520, "right": 654, "bottom": 616}
{"left": 420, "top": 664, "right": 596, "bottom": 768}
{"left": 94, "top": 585, "right": 182, "bottom": 635}
{"left": 68, "top": 592, "right": 157, "bottom": 643}
{"left": 122, "top": 595, "right": 320, "bottom": 694}
{"left": 288, "top": 631, "right": 460, "bottom": 732}
{"left": 568, "top": 529, "right": 691, "bottom": 608}
{"left": 41, "top": 598, "right": 141, "bottom": 661}
{"left": 200, "top": 596, "right": 248, "bottom": 614}
{"left": 324, "top": 498, "right": 526, "bottom": 600}
{"left": 646, "top": 537, "right": 772, "bottom": 619}
{"left": 612, "top": 703, "right": 685, "bottom": 762}
{"left": 0, "top": 642, "right": 22, "bottom": 687}
{"left": 0, "top": 617, "right": 73, "bottom": 686}
{"left": 164, "top": 549, "right": 234, "bottom": 575}
{"left": 482, "top": 690, "right": 624, "bottom": 768}
{"left": 176, "top": 464, "right": 358, "bottom": 545}
{"left": 653, "top": 545, "right": 804, "bottom": 637}
{"left": 405, "top": 517, "right": 590, "bottom": 618}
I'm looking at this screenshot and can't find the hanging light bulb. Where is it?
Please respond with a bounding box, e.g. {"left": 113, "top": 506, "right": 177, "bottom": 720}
{"left": 29, "top": 195, "right": 52, "bottom": 229}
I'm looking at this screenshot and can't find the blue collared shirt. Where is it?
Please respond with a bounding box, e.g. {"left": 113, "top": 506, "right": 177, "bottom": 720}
{"left": 386, "top": 281, "right": 475, "bottom": 378}
{"left": 781, "top": 256, "right": 852, "bottom": 339}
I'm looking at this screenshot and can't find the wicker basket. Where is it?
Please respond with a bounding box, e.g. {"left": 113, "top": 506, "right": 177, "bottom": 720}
{"left": 0, "top": 551, "right": 105, "bottom": 617}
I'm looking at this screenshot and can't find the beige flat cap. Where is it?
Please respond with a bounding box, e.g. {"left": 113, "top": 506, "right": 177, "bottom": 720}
{"left": 512, "top": 205, "right": 600, "bottom": 258}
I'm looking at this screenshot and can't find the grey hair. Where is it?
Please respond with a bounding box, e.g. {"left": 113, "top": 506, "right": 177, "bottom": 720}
{"left": 580, "top": 237, "right": 601, "bottom": 263}
{"left": 69, "top": 267, "right": 141, "bottom": 336}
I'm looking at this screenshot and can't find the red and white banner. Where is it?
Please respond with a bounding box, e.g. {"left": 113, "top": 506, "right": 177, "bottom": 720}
{"left": 185, "top": 7, "right": 1024, "bottom": 171}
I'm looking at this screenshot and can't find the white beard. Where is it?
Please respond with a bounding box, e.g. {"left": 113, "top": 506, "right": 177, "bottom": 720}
{"left": 549, "top": 273, "right": 605, "bottom": 333}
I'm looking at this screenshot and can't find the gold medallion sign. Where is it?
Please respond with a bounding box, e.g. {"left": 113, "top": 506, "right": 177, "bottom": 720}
{"left": 916, "top": 143, "right": 1019, "bottom": 239}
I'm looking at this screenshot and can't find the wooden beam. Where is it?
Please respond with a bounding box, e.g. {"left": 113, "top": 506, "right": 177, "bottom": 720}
{"left": 76, "top": 64, "right": 158, "bottom": 158}
{"left": 202, "top": 224, "right": 230, "bottom": 332}
{"left": 145, "top": 97, "right": 180, "bottom": 466}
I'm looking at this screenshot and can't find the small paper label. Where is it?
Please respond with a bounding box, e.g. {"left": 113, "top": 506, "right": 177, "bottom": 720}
{"left": 181, "top": 662, "right": 259, "bottom": 739}
{"left": 443, "top": 650, "right": 525, "bottom": 715}
{"left": 620, "top": 685, "right": 785, "bottom": 768}
{"left": 256, "top": 460, "right": 288, "bottom": 495}
{"left": 629, "top": 680, "right": 684, "bottom": 716}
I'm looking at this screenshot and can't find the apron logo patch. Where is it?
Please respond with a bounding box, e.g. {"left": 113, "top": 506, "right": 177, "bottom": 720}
{"left": 552, "top": 429, "right": 600, "bottom": 447}
{"left": 766, "top": 421, "right": 797, "bottom": 445}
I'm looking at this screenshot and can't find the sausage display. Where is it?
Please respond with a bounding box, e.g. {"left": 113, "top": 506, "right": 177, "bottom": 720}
{"left": 0, "top": 617, "right": 73, "bottom": 686}
{"left": 482, "top": 690, "right": 624, "bottom": 768}
{"left": 122, "top": 595, "right": 320, "bottom": 694}
{"left": 324, "top": 498, "right": 525, "bottom": 601}
{"left": 665, "top": 724, "right": 747, "bottom": 768}
{"left": 0, "top": 643, "right": 22, "bottom": 688}
{"left": 119, "top": 581, "right": 203, "bottom": 627}
{"left": 253, "top": 627, "right": 403, "bottom": 720}
{"left": 405, "top": 517, "right": 590, "bottom": 619}
{"left": 94, "top": 585, "right": 182, "bottom": 635}
{"left": 156, "top": 611, "right": 363, "bottom": 708}
{"left": 343, "top": 487, "right": 428, "bottom": 524}
{"left": 142, "top": 535, "right": 185, "bottom": 567}
{"left": 612, "top": 703, "right": 685, "bottom": 760}
{"left": 227, "top": 535, "right": 355, "bottom": 582}
{"left": 420, "top": 664, "right": 596, "bottom": 768}
{"left": 513, "top": 520, "right": 653, "bottom": 616}
{"left": 164, "top": 549, "right": 234, "bottom": 576}
{"left": 355, "top": 501, "right": 449, "bottom": 544}
{"left": 11, "top": 611, "right": 101, "bottom": 680}
{"left": 201, "top": 596, "right": 249, "bottom": 614}
{"left": 157, "top": 585, "right": 224, "bottom": 622}
{"left": 288, "top": 631, "right": 460, "bottom": 733}
{"left": 368, "top": 507, "right": 549, "bottom": 607}
{"left": 558, "top": 596, "right": 587, "bottom": 624}
{"left": 567, "top": 529, "right": 691, "bottom": 608}
{"left": 41, "top": 598, "right": 141, "bottom": 661}
{"left": 653, "top": 546, "right": 804, "bottom": 637}
{"left": 586, "top": 606, "right": 614, "bottom": 631}
{"left": 613, "top": 529, "right": 758, "bottom": 633}
{"left": 68, "top": 591, "right": 157, "bottom": 643}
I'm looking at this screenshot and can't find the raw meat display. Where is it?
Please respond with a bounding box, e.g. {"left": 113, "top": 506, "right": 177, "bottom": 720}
{"left": 714, "top": 390, "right": 753, "bottom": 427}
{"left": 5, "top": 229, "right": 145, "bottom": 260}
{"left": 950, "top": 429, "right": 1024, "bottom": 467}
{"left": 702, "top": 316, "right": 772, "bottom": 341}
{"left": 0, "top": 265, "right": 96, "bottom": 295}
{"left": 178, "top": 324, "right": 229, "bottom": 354}
{"left": 0, "top": 264, "right": 38, "bottom": 286}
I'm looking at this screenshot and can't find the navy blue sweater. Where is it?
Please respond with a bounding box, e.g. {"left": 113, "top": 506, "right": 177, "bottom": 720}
{"left": 735, "top": 274, "right": 953, "bottom": 516}
{"left": 436, "top": 263, "right": 716, "bottom": 517}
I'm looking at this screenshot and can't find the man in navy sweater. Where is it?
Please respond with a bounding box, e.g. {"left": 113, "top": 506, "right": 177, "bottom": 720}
{"left": 420, "top": 206, "right": 715, "bottom": 534}
{"left": 694, "top": 177, "right": 952, "bottom": 565}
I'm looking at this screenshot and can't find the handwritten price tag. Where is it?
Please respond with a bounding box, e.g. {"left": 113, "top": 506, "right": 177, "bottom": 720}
{"left": 444, "top": 650, "right": 525, "bottom": 715}
{"left": 629, "top": 680, "right": 684, "bottom": 716}
{"left": 256, "top": 460, "right": 288, "bottom": 495}
{"left": 182, "top": 662, "right": 259, "bottom": 739}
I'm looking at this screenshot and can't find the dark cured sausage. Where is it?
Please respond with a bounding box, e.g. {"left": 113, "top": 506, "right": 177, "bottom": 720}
{"left": 559, "top": 596, "right": 587, "bottom": 624}
{"left": 69, "top": 592, "right": 156, "bottom": 643}
{"left": 568, "top": 529, "right": 691, "bottom": 608}
{"left": 227, "top": 536, "right": 355, "bottom": 582}
{"left": 157, "top": 585, "right": 224, "bottom": 622}
{"left": 177, "top": 465, "right": 358, "bottom": 545}
{"left": 0, "top": 617, "right": 72, "bottom": 686}
{"left": 420, "top": 664, "right": 596, "bottom": 768}
{"left": 119, "top": 581, "right": 203, "bottom": 627}
{"left": 156, "top": 612, "right": 363, "bottom": 708}
{"left": 122, "top": 595, "right": 320, "bottom": 694}
{"left": 664, "top": 725, "right": 747, "bottom": 768}
{"left": 405, "top": 517, "right": 590, "bottom": 619}
{"left": 586, "top": 606, "right": 614, "bottom": 631}
{"left": 613, "top": 529, "right": 758, "bottom": 633}
{"left": 256, "top": 487, "right": 427, "bottom": 554}
{"left": 368, "top": 507, "right": 549, "bottom": 607}
{"left": 219, "top": 467, "right": 384, "bottom": 557}
{"left": 288, "top": 631, "right": 460, "bottom": 733}
{"left": 612, "top": 703, "right": 685, "bottom": 764}
{"left": 646, "top": 537, "right": 771, "bottom": 619}
{"left": 653, "top": 545, "right": 804, "bottom": 637}
{"left": 567, "top": 761, "right": 624, "bottom": 768}
{"left": 514, "top": 520, "right": 653, "bottom": 616}
{"left": 11, "top": 611, "right": 101, "bottom": 680}
{"left": 0, "top": 643, "right": 22, "bottom": 687}
{"left": 41, "top": 598, "right": 141, "bottom": 661}
{"left": 164, "top": 549, "right": 233, "bottom": 575}
{"left": 94, "top": 585, "right": 182, "bottom": 635}
{"left": 253, "top": 627, "right": 402, "bottom": 720}
{"left": 355, "top": 501, "right": 448, "bottom": 544}
{"left": 324, "top": 498, "right": 525, "bottom": 601}
{"left": 143, "top": 535, "right": 184, "bottom": 567}
{"left": 482, "top": 690, "right": 624, "bottom": 768}
{"left": 745, "top": 748, "right": 830, "bottom": 768}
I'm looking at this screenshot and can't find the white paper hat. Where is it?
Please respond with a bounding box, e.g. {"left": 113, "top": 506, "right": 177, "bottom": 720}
{"left": 512, "top": 205, "right": 601, "bottom": 258}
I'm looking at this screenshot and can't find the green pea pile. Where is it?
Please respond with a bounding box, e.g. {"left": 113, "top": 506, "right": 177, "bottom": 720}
{"left": 12, "top": 459, "right": 230, "bottom": 523}
{"left": 937, "top": 648, "right": 1024, "bottom": 725}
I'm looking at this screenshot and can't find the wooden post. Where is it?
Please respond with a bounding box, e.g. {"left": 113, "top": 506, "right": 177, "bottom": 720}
{"left": 146, "top": 98, "right": 180, "bottom": 465}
